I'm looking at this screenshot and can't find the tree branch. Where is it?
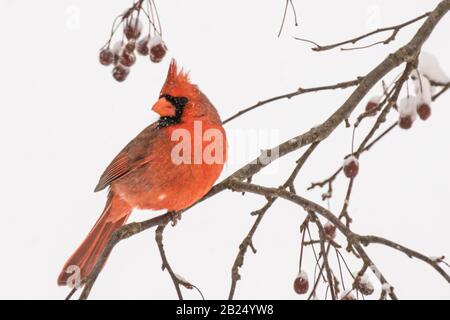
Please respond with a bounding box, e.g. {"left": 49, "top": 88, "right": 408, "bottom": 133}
{"left": 358, "top": 235, "right": 450, "bottom": 282}
{"left": 295, "top": 12, "right": 430, "bottom": 52}
{"left": 222, "top": 79, "right": 361, "bottom": 124}
{"left": 228, "top": 142, "right": 319, "bottom": 299}
{"left": 228, "top": 180, "right": 449, "bottom": 298}
{"left": 155, "top": 224, "right": 183, "bottom": 299}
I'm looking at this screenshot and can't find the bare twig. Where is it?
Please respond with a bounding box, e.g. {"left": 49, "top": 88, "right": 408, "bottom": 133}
{"left": 65, "top": 288, "right": 77, "bottom": 300}
{"left": 307, "top": 243, "right": 332, "bottom": 300}
{"left": 339, "top": 178, "right": 354, "bottom": 227}
{"left": 307, "top": 167, "right": 341, "bottom": 200}
{"left": 228, "top": 143, "right": 319, "bottom": 299}
{"left": 356, "top": 62, "right": 416, "bottom": 156}
{"left": 222, "top": 79, "right": 361, "bottom": 124}
{"left": 432, "top": 83, "right": 450, "bottom": 101}
{"left": 277, "top": 0, "right": 299, "bottom": 37}
{"left": 228, "top": 180, "right": 402, "bottom": 299}
{"left": 359, "top": 235, "right": 450, "bottom": 282}
{"left": 311, "top": 213, "right": 337, "bottom": 299}
{"left": 295, "top": 12, "right": 430, "bottom": 52}
{"left": 155, "top": 224, "right": 183, "bottom": 299}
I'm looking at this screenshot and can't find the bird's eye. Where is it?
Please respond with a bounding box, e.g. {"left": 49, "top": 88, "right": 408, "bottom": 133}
{"left": 178, "top": 97, "right": 188, "bottom": 106}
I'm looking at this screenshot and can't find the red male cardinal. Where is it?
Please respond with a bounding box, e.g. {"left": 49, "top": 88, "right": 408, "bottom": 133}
{"left": 58, "top": 60, "right": 227, "bottom": 286}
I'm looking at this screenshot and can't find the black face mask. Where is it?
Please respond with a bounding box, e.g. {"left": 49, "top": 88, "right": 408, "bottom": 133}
{"left": 157, "top": 94, "right": 189, "bottom": 128}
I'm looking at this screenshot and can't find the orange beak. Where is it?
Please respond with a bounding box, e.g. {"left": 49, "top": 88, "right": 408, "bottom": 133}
{"left": 152, "top": 97, "right": 176, "bottom": 117}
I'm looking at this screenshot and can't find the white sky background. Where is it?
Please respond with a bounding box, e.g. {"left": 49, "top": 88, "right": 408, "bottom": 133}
{"left": 0, "top": 0, "right": 449, "bottom": 300}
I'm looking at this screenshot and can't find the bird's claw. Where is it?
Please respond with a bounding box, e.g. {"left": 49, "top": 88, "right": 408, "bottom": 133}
{"left": 169, "top": 211, "right": 182, "bottom": 226}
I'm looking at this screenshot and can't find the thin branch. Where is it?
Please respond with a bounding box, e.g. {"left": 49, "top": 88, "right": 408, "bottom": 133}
{"left": 359, "top": 235, "right": 450, "bottom": 282}
{"left": 155, "top": 224, "right": 183, "bottom": 299}
{"left": 336, "top": 64, "right": 415, "bottom": 227}
{"left": 228, "top": 213, "right": 264, "bottom": 300}
{"left": 307, "top": 121, "right": 398, "bottom": 201}
{"left": 228, "top": 180, "right": 402, "bottom": 299}
{"left": 309, "top": 62, "right": 414, "bottom": 204}
{"left": 350, "top": 241, "right": 398, "bottom": 300}
{"left": 307, "top": 243, "right": 332, "bottom": 300}
{"left": 228, "top": 143, "right": 319, "bottom": 299}
{"left": 432, "top": 83, "right": 450, "bottom": 101}
{"left": 362, "top": 122, "right": 398, "bottom": 152}
{"left": 339, "top": 178, "right": 354, "bottom": 227}
{"left": 277, "top": 0, "right": 299, "bottom": 37}
{"left": 306, "top": 225, "right": 327, "bottom": 282}
{"left": 222, "top": 79, "right": 361, "bottom": 124}
{"left": 295, "top": 12, "right": 430, "bottom": 52}
{"left": 277, "top": 0, "right": 289, "bottom": 38}
{"left": 356, "top": 63, "right": 416, "bottom": 156}
{"left": 65, "top": 288, "right": 77, "bottom": 300}
{"left": 285, "top": 142, "right": 320, "bottom": 191}
{"left": 311, "top": 213, "right": 336, "bottom": 299}
{"left": 307, "top": 167, "right": 341, "bottom": 200}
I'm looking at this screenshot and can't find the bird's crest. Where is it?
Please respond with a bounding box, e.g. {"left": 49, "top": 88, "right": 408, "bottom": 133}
{"left": 160, "top": 59, "right": 196, "bottom": 96}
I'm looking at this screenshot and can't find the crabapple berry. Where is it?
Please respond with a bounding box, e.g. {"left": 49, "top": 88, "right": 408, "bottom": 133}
{"left": 343, "top": 156, "right": 359, "bottom": 179}
{"left": 293, "top": 271, "right": 309, "bottom": 295}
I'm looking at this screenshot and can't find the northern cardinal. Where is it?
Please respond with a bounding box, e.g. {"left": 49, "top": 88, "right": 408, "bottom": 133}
{"left": 58, "top": 60, "right": 227, "bottom": 286}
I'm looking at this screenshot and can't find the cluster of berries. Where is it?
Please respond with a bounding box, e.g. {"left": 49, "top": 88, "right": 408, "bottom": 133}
{"left": 364, "top": 72, "right": 433, "bottom": 131}
{"left": 99, "top": 3, "right": 167, "bottom": 82}
{"left": 355, "top": 273, "right": 374, "bottom": 296}
{"left": 294, "top": 271, "right": 374, "bottom": 298}
{"left": 292, "top": 223, "right": 336, "bottom": 296}
{"left": 397, "top": 75, "right": 432, "bottom": 129}
{"left": 351, "top": 71, "right": 437, "bottom": 179}
{"left": 293, "top": 52, "right": 447, "bottom": 300}
{"left": 293, "top": 268, "right": 374, "bottom": 299}
{"left": 292, "top": 222, "right": 377, "bottom": 299}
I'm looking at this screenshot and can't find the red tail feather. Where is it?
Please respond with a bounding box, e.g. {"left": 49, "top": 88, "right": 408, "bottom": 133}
{"left": 58, "top": 192, "right": 131, "bottom": 286}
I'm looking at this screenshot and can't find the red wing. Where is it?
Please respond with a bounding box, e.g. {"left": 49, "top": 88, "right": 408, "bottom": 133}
{"left": 94, "top": 153, "right": 141, "bottom": 192}
{"left": 94, "top": 123, "right": 159, "bottom": 192}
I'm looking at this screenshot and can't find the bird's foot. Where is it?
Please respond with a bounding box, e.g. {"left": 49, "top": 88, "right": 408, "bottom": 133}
{"left": 169, "top": 211, "right": 182, "bottom": 226}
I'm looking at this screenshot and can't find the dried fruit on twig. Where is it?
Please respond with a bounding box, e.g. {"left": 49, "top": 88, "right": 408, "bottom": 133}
{"left": 111, "top": 41, "right": 124, "bottom": 66}
{"left": 381, "top": 282, "right": 393, "bottom": 294}
{"left": 417, "top": 103, "right": 431, "bottom": 120}
{"left": 124, "top": 18, "right": 142, "bottom": 40}
{"left": 119, "top": 50, "right": 136, "bottom": 67}
{"left": 412, "top": 74, "right": 432, "bottom": 121}
{"left": 124, "top": 40, "right": 136, "bottom": 53}
{"left": 149, "top": 34, "right": 168, "bottom": 63}
{"left": 365, "top": 95, "right": 381, "bottom": 113}
{"left": 137, "top": 37, "right": 150, "bottom": 56}
{"left": 399, "top": 116, "right": 413, "bottom": 129}
{"left": 293, "top": 271, "right": 309, "bottom": 295}
{"left": 355, "top": 273, "right": 374, "bottom": 296}
{"left": 343, "top": 155, "right": 359, "bottom": 179}
{"left": 112, "top": 65, "right": 129, "bottom": 82}
{"left": 99, "top": 48, "right": 114, "bottom": 66}
{"left": 324, "top": 222, "right": 336, "bottom": 239}
{"left": 398, "top": 96, "right": 418, "bottom": 130}
{"left": 340, "top": 290, "right": 356, "bottom": 300}
{"left": 99, "top": 1, "right": 165, "bottom": 82}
